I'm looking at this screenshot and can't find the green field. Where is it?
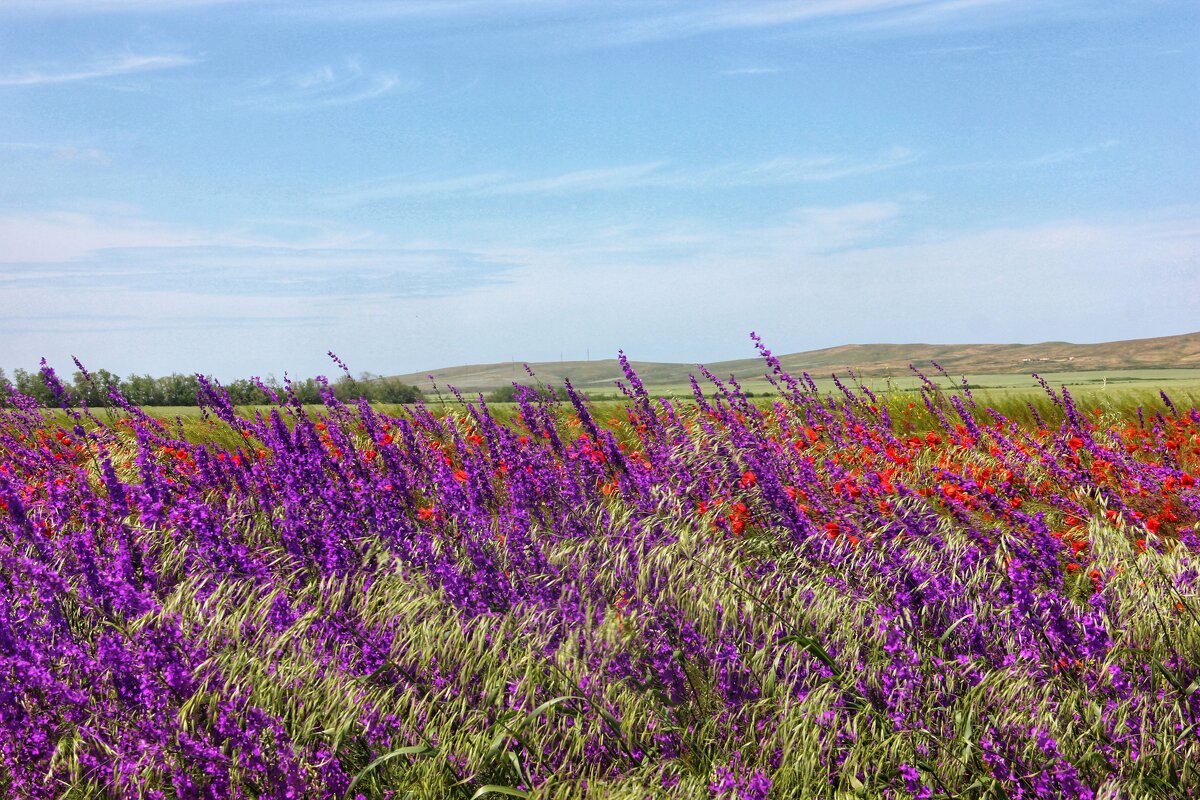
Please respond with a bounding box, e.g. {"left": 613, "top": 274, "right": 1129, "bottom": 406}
{"left": 110, "top": 369, "right": 1200, "bottom": 414}
{"left": 69, "top": 369, "right": 1198, "bottom": 453}
{"left": 644, "top": 368, "right": 1200, "bottom": 396}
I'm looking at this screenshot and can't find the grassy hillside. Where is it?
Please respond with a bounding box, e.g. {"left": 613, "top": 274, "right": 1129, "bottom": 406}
{"left": 392, "top": 331, "right": 1200, "bottom": 395}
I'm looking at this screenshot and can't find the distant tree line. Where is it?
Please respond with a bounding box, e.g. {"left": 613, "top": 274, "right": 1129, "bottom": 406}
{"left": 0, "top": 367, "right": 422, "bottom": 408}
{"left": 483, "top": 384, "right": 570, "bottom": 404}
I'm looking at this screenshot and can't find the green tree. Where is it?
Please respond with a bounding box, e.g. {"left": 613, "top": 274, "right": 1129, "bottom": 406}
{"left": 371, "top": 377, "right": 422, "bottom": 404}
{"left": 123, "top": 374, "right": 166, "bottom": 406}
{"left": 485, "top": 383, "right": 565, "bottom": 404}
{"left": 13, "top": 368, "right": 55, "bottom": 406}
{"left": 158, "top": 374, "right": 202, "bottom": 406}
{"left": 225, "top": 378, "right": 269, "bottom": 406}
{"left": 332, "top": 374, "right": 367, "bottom": 403}
{"left": 289, "top": 378, "right": 323, "bottom": 405}
{"left": 71, "top": 369, "right": 121, "bottom": 408}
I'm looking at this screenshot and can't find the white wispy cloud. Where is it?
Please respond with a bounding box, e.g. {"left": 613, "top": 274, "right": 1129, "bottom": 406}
{"left": 568, "top": 0, "right": 1033, "bottom": 45}
{"left": 0, "top": 0, "right": 248, "bottom": 11}
{"left": 702, "top": 149, "right": 921, "bottom": 185}
{"left": 293, "top": 0, "right": 1018, "bottom": 26}
{"left": 0, "top": 142, "right": 111, "bottom": 164}
{"left": 269, "top": 0, "right": 1095, "bottom": 47}
{"left": 845, "top": 0, "right": 1024, "bottom": 32}
{"left": 908, "top": 43, "right": 996, "bottom": 56}
{"left": 1019, "top": 139, "right": 1120, "bottom": 166}
{"left": 328, "top": 149, "right": 920, "bottom": 205}
{"left": 0, "top": 211, "right": 209, "bottom": 263}
{"left": 280, "top": 0, "right": 598, "bottom": 22}
{"left": 940, "top": 140, "right": 1122, "bottom": 172}
{"left": 750, "top": 201, "right": 906, "bottom": 253}
{"left": 0, "top": 53, "right": 196, "bottom": 87}
{"left": 487, "top": 162, "right": 670, "bottom": 195}
{"left": 0, "top": 1, "right": 1132, "bottom": 52}
{"left": 722, "top": 66, "right": 786, "bottom": 76}
{"left": 51, "top": 146, "right": 111, "bottom": 164}
{"left": 0, "top": 210, "right": 393, "bottom": 264}
{"left": 0, "top": 245, "right": 510, "bottom": 299}
{"left": 245, "top": 58, "right": 412, "bottom": 111}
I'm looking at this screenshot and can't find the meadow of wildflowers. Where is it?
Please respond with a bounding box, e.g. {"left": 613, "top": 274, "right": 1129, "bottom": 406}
{"left": 0, "top": 341, "right": 1197, "bottom": 799}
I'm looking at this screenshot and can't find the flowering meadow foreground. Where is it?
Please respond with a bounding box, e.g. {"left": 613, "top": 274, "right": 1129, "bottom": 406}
{"left": 1, "top": 345, "right": 1198, "bottom": 799}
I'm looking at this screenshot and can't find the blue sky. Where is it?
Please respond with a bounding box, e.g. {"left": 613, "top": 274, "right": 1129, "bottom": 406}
{"left": 1, "top": 0, "right": 1197, "bottom": 380}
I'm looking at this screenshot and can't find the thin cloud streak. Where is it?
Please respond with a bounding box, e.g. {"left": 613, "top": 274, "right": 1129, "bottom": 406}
{"left": 0, "top": 1, "right": 1116, "bottom": 54}
{"left": 244, "top": 58, "right": 412, "bottom": 111}
{"left": 0, "top": 142, "right": 110, "bottom": 164}
{"left": 0, "top": 0, "right": 1135, "bottom": 52}
{"left": 938, "top": 140, "right": 1122, "bottom": 172}
{"left": 0, "top": 0, "right": 248, "bottom": 12}
{"left": 275, "top": 0, "right": 1063, "bottom": 46}
{"left": 0, "top": 54, "right": 197, "bottom": 87}
{"left": 0, "top": 244, "right": 514, "bottom": 302}
{"left": 488, "top": 162, "right": 670, "bottom": 195}
{"left": 908, "top": 43, "right": 996, "bottom": 55}
{"left": 0, "top": 212, "right": 211, "bottom": 263}
{"left": 1019, "top": 139, "right": 1120, "bottom": 167}
{"left": 328, "top": 149, "right": 920, "bottom": 205}
{"left": 848, "top": 0, "right": 1046, "bottom": 33}
{"left": 722, "top": 66, "right": 787, "bottom": 76}
{"left": 295, "top": 0, "right": 1017, "bottom": 24}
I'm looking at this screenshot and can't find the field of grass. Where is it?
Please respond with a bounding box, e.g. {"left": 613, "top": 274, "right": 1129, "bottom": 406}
{"left": 643, "top": 369, "right": 1200, "bottom": 399}
{"left": 2, "top": 356, "right": 1198, "bottom": 798}
{"left": 87, "top": 369, "right": 1200, "bottom": 451}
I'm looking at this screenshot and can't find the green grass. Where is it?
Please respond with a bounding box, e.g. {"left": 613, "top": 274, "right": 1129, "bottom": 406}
{"left": 41, "top": 375, "right": 1199, "bottom": 453}
{"left": 644, "top": 370, "right": 1200, "bottom": 398}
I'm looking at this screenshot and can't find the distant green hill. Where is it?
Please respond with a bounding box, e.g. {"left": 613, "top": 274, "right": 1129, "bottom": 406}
{"left": 391, "top": 331, "right": 1200, "bottom": 395}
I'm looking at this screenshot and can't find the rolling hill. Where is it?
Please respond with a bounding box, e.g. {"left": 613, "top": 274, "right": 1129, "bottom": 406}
{"left": 391, "top": 331, "right": 1200, "bottom": 395}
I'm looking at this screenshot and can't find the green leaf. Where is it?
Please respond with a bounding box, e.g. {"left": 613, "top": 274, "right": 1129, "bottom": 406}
{"left": 523, "top": 694, "right": 583, "bottom": 724}
{"left": 470, "top": 785, "right": 530, "bottom": 799}
{"left": 343, "top": 744, "right": 434, "bottom": 798}
{"left": 779, "top": 633, "right": 841, "bottom": 676}
{"left": 1156, "top": 661, "right": 1188, "bottom": 695}
{"left": 938, "top": 613, "right": 975, "bottom": 644}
